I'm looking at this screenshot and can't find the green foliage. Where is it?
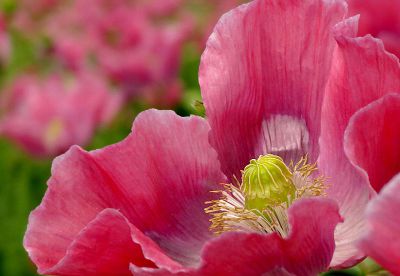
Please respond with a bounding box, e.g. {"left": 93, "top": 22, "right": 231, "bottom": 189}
{"left": 0, "top": 0, "right": 16, "bottom": 15}
{"left": 177, "top": 42, "right": 204, "bottom": 117}
{"left": 0, "top": 138, "right": 49, "bottom": 276}
{"left": 323, "top": 258, "right": 388, "bottom": 276}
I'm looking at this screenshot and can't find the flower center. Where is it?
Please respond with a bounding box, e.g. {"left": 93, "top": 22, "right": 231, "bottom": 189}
{"left": 205, "top": 154, "right": 326, "bottom": 237}
{"left": 242, "top": 155, "right": 296, "bottom": 211}
{"left": 44, "top": 118, "right": 64, "bottom": 149}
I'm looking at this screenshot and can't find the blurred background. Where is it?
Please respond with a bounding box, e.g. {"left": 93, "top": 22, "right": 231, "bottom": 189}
{"left": 0, "top": 0, "right": 245, "bottom": 274}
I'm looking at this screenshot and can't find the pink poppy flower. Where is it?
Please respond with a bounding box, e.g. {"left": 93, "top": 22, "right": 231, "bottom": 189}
{"left": 44, "top": 0, "right": 190, "bottom": 106}
{"left": 344, "top": 94, "right": 400, "bottom": 274}
{"left": 90, "top": 10, "right": 188, "bottom": 97}
{"left": 0, "top": 72, "right": 121, "bottom": 157}
{"left": 24, "top": 0, "right": 400, "bottom": 274}
{"left": 347, "top": 0, "right": 400, "bottom": 57}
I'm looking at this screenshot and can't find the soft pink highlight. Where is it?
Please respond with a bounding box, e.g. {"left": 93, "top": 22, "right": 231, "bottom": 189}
{"left": 0, "top": 73, "right": 121, "bottom": 157}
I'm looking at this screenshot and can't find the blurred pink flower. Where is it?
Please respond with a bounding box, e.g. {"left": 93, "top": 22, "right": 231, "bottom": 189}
{"left": 23, "top": 0, "right": 400, "bottom": 275}
{"left": 0, "top": 13, "right": 10, "bottom": 65}
{"left": 0, "top": 72, "right": 122, "bottom": 157}
{"left": 347, "top": 0, "right": 400, "bottom": 57}
{"left": 43, "top": 0, "right": 190, "bottom": 106}
{"left": 12, "top": 0, "right": 61, "bottom": 33}
{"left": 138, "top": 0, "right": 182, "bottom": 16}
{"left": 344, "top": 94, "right": 400, "bottom": 274}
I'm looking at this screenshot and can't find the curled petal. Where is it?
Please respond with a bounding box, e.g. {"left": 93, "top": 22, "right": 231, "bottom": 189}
{"left": 24, "top": 109, "right": 226, "bottom": 272}
{"left": 347, "top": 0, "right": 400, "bottom": 57}
{"left": 358, "top": 173, "right": 400, "bottom": 275}
{"left": 199, "top": 0, "right": 347, "bottom": 179}
{"left": 24, "top": 148, "right": 180, "bottom": 274}
{"left": 131, "top": 198, "right": 342, "bottom": 275}
{"left": 319, "top": 21, "right": 400, "bottom": 267}
{"left": 29, "top": 209, "right": 181, "bottom": 275}
{"left": 90, "top": 110, "right": 227, "bottom": 267}
{"left": 344, "top": 94, "right": 400, "bottom": 193}
{"left": 24, "top": 146, "right": 127, "bottom": 272}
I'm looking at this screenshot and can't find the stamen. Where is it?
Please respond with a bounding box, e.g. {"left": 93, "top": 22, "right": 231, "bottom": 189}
{"left": 290, "top": 155, "right": 328, "bottom": 197}
{"left": 205, "top": 154, "right": 327, "bottom": 237}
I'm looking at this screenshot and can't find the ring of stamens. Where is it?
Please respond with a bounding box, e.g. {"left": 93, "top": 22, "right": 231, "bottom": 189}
{"left": 205, "top": 154, "right": 327, "bottom": 237}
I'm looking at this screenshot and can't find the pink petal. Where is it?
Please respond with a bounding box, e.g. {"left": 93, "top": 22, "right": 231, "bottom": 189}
{"left": 199, "top": 0, "right": 347, "bottom": 179}
{"left": 90, "top": 109, "right": 226, "bottom": 267}
{"left": 23, "top": 147, "right": 161, "bottom": 274}
{"left": 23, "top": 146, "right": 172, "bottom": 274}
{"left": 376, "top": 31, "right": 400, "bottom": 59}
{"left": 358, "top": 173, "right": 400, "bottom": 275}
{"left": 24, "top": 109, "right": 226, "bottom": 272}
{"left": 344, "top": 94, "right": 400, "bottom": 193}
{"left": 319, "top": 21, "right": 400, "bottom": 266}
{"left": 131, "top": 198, "right": 342, "bottom": 275}
{"left": 31, "top": 209, "right": 182, "bottom": 275}
{"left": 347, "top": 0, "right": 400, "bottom": 57}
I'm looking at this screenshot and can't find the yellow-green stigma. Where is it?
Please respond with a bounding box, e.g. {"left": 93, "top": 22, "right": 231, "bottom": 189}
{"left": 241, "top": 155, "right": 296, "bottom": 211}
{"left": 205, "top": 154, "right": 327, "bottom": 237}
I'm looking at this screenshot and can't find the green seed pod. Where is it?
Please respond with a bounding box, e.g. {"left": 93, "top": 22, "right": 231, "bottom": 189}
{"left": 241, "top": 154, "right": 296, "bottom": 211}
